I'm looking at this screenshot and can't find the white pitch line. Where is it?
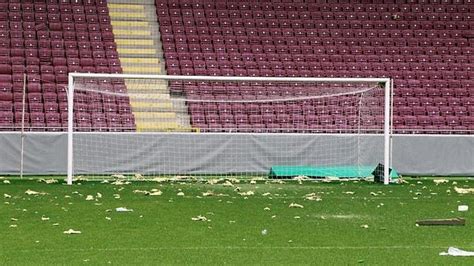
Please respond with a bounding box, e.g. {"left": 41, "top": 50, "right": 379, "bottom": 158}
{"left": 13, "top": 246, "right": 458, "bottom": 253}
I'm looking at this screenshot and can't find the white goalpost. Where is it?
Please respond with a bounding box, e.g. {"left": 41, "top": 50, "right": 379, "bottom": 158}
{"left": 67, "top": 73, "right": 392, "bottom": 185}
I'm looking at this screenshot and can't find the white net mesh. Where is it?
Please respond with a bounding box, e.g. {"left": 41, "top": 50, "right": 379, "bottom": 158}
{"left": 70, "top": 75, "right": 388, "bottom": 181}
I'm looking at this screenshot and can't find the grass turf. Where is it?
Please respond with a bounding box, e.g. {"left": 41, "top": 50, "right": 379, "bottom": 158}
{"left": 0, "top": 178, "right": 473, "bottom": 265}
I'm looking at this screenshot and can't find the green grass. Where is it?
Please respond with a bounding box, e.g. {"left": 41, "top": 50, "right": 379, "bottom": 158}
{"left": 1, "top": 178, "right": 473, "bottom": 265}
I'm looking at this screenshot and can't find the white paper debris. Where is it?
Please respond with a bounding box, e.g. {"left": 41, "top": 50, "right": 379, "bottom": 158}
{"left": 222, "top": 181, "right": 234, "bottom": 187}
{"left": 454, "top": 187, "right": 474, "bottom": 194}
{"left": 41, "top": 216, "right": 50, "bottom": 221}
{"left": 458, "top": 205, "right": 469, "bottom": 212}
{"left": 3, "top": 180, "right": 10, "bottom": 184}
{"left": 115, "top": 207, "right": 133, "bottom": 212}
{"left": 261, "top": 229, "right": 268, "bottom": 235}
{"left": 111, "top": 174, "right": 126, "bottom": 179}
{"left": 360, "top": 224, "right": 369, "bottom": 229}
{"left": 344, "top": 191, "right": 355, "bottom": 195}
{"left": 25, "top": 189, "right": 46, "bottom": 195}
{"left": 148, "top": 190, "right": 163, "bottom": 196}
{"left": 289, "top": 203, "right": 304, "bottom": 208}
{"left": 304, "top": 193, "right": 322, "bottom": 201}
{"left": 63, "top": 229, "right": 81, "bottom": 234}
{"left": 191, "top": 215, "right": 209, "bottom": 222}
{"left": 440, "top": 247, "right": 474, "bottom": 256}
{"left": 264, "top": 207, "right": 271, "bottom": 211}
{"left": 4, "top": 193, "right": 11, "bottom": 198}
{"left": 85, "top": 195, "right": 94, "bottom": 201}
{"left": 202, "top": 191, "right": 214, "bottom": 197}
{"left": 134, "top": 173, "right": 144, "bottom": 180}
{"left": 177, "top": 192, "right": 185, "bottom": 196}
{"left": 238, "top": 191, "right": 254, "bottom": 196}
{"left": 433, "top": 179, "right": 449, "bottom": 185}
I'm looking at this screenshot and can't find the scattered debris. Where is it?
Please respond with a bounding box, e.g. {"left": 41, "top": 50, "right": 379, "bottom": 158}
{"left": 148, "top": 189, "right": 163, "bottom": 196}
{"left": 458, "top": 205, "right": 469, "bottom": 212}
{"left": 344, "top": 191, "right": 355, "bottom": 195}
{"left": 293, "top": 175, "right": 309, "bottom": 184}
{"left": 262, "top": 192, "right": 271, "bottom": 196}
{"left": 191, "top": 215, "right": 209, "bottom": 222}
{"left": 433, "top": 179, "right": 449, "bottom": 185}
{"left": 222, "top": 181, "right": 234, "bottom": 187}
{"left": 207, "top": 179, "right": 220, "bottom": 185}
{"left": 360, "top": 224, "right": 369, "bottom": 229}
{"left": 294, "top": 216, "right": 301, "bottom": 219}
{"left": 304, "top": 193, "right": 322, "bottom": 201}
{"left": 9, "top": 224, "right": 17, "bottom": 228}
{"left": 416, "top": 217, "right": 465, "bottom": 226}
{"left": 111, "top": 174, "right": 126, "bottom": 179}
{"left": 4, "top": 193, "right": 11, "bottom": 198}
{"left": 113, "top": 194, "right": 120, "bottom": 199}
{"left": 440, "top": 247, "right": 474, "bottom": 257}
{"left": 249, "top": 180, "right": 257, "bottom": 184}
{"left": 177, "top": 191, "right": 185, "bottom": 196}
{"left": 111, "top": 180, "right": 130, "bottom": 185}
{"left": 41, "top": 216, "right": 50, "bottom": 221}
{"left": 134, "top": 173, "right": 144, "bottom": 180}
{"left": 202, "top": 191, "right": 214, "bottom": 197}
{"left": 11, "top": 218, "right": 18, "bottom": 221}
{"left": 370, "top": 192, "right": 378, "bottom": 196}
{"left": 115, "top": 207, "right": 133, "bottom": 212}
{"left": 289, "top": 203, "right": 304, "bottom": 208}
{"left": 261, "top": 229, "right": 268, "bottom": 235}
{"left": 264, "top": 207, "right": 271, "bottom": 211}
{"left": 238, "top": 191, "right": 254, "bottom": 196}
{"left": 454, "top": 187, "right": 474, "bottom": 194}
{"left": 25, "top": 189, "right": 46, "bottom": 195}
{"left": 63, "top": 229, "right": 81, "bottom": 235}
{"left": 96, "top": 193, "right": 102, "bottom": 198}
{"left": 105, "top": 217, "right": 111, "bottom": 221}
{"left": 3, "top": 180, "right": 10, "bottom": 184}
{"left": 85, "top": 195, "right": 94, "bottom": 201}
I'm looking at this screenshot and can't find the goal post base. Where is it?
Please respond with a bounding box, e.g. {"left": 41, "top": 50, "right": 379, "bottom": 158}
{"left": 268, "top": 165, "right": 399, "bottom": 180}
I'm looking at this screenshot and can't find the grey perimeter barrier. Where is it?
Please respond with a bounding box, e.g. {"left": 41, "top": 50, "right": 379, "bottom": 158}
{"left": 0, "top": 132, "right": 473, "bottom": 176}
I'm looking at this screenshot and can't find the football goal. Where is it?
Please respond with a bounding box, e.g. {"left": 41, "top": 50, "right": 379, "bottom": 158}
{"left": 67, "top": 73, "right": 393, "bottom": 184}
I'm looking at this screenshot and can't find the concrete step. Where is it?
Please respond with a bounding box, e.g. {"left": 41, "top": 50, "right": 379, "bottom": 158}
{"left": 120, "top": 57, "right": 161, "bottom": 64}
{"left": 108, "top": 0, "right": 155, "bottom": 5}
{"left": 121, "top": 66, "right": 162, "bottom": 74}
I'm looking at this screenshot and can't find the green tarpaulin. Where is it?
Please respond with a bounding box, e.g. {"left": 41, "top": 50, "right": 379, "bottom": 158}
{"left": 269, "top": 165, "right": 399, "bottom": 179}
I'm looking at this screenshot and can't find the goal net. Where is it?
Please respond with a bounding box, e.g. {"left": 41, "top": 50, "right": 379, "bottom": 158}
{"left": 67, "top": 74, "right": 392, "bottom": 184}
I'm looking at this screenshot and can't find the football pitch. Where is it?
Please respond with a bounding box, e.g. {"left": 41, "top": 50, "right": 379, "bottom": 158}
{"left": 1, "top": 177, "right": 473, "bottom": 265}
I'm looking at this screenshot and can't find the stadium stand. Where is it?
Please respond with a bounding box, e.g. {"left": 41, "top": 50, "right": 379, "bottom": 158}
{"left": 0, "top": 0, "right": 134, "bottom": 131}
{"left": 156, "top": 0, "right": 473, "bottom": 134}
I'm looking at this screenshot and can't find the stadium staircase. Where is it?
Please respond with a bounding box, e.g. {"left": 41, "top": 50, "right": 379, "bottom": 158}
{"left": 107, "top": 0, "right": 190, "bottom": 132}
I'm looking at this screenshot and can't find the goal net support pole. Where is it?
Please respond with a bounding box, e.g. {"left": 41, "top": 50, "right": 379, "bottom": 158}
{"left": 67, "top": 73, "right": 392, "bottom": 185}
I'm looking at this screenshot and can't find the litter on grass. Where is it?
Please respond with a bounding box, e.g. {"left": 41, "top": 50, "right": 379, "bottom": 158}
{"left": 433, "top": 179, "right": 449, "bottom": 185}
{"left": 238, "top": 191, "right": 255, "bottom": 196}
{"left": 4, "top": 193, "right": 11, "bottom": 198}
{"left": 63, "top": 229, "right": 81, "bottom": 235}
{"left": 439, "top": 247, "right": 474, "bottom": 256}
{"left": 458, "top": 205, "right": 469, "bottom": 212}
{"left": 115, "top": 207, "right": 133, "bottom": 212}
{"left": 304, "top": 193, "right": 322, "bottom": 201}
{"left": 25, "top": 189, "right": 46, "bottom": 195}
{"left": 85, "top": 195, "right": 94, "bottom": 201}
{"left": 191, "top": 215, "right": 209, "bottom": 222}
{"left": 289, "top": 203, "right": 304, "bottom": 208}
{"left": 41, "top": 216, "right": 50, "bottom": 221}
{"left": 454, "top": 187, "right": 474, "bottom": 194}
